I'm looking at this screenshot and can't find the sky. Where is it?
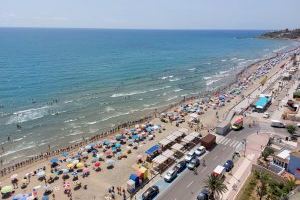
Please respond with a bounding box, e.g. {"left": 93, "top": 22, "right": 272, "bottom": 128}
{"left": 0, "top": 0, "right": 300, "bottom": 30}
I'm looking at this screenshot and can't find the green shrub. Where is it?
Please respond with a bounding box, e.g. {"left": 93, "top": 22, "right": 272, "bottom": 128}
{"left": 286, "top": 124, "right": 297, "bottom": 135}
{"left": 262, "top": 147, "right": 274, "bottom": 161}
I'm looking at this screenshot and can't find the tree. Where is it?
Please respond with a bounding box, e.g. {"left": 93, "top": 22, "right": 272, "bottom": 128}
{"left": 261, "top": 147, "right": 274, "bottom": 161}
{"left": 204, "top": 175, "right": 228, "bottom": 200}
{"left": 286, "top": 124, "right": 297, "bottom": 135}
{"left": 254, "top": 171, "right": 269, "bottom": 200}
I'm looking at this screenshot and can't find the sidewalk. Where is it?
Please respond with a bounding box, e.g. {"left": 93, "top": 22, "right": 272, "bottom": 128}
{"left": 221, "top": 133, "right": 270, "bottom": 200}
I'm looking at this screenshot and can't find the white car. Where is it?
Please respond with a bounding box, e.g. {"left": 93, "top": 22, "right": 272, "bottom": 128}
{"left": 185, "top": 151, "right": 195, "bottom": 162}
{"left": 164, "top": 169, "right": 177, "bottom": 182}
{"left": 263, "top": 113, "right": 270, "bottom": 118}
{"left": 195, "top": 146, "right": 206, "bottom": 156}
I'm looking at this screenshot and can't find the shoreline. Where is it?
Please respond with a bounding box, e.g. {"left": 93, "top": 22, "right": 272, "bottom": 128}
{"left": 1, "top": 44, "right": 299, "bottom": 177}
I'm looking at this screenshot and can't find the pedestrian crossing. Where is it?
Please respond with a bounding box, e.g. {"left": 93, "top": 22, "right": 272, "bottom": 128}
{"left": 216, "top": 137, "right": 243, "bottom": 149}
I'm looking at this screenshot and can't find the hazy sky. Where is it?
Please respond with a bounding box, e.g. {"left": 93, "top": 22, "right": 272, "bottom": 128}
{"left": 0, "top": 0, "right": 300, "bottom": 30}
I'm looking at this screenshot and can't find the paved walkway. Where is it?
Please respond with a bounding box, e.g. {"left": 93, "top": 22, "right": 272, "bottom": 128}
{"left": 222, "top": 133, "right": 270, "bottom": 200}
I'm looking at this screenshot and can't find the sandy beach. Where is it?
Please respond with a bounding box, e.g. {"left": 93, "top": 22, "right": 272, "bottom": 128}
{"left": 1, "top": 45, "right": 300, "bottom": 200}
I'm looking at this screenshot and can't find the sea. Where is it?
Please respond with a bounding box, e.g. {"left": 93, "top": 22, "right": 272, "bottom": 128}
{"left": 0, "top": 28, "right": 297, "bottom": 166}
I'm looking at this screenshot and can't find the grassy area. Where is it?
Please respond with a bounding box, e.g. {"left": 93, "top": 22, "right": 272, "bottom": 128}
{"left": 236, "top": 174, "right": 257, "bottom": 200}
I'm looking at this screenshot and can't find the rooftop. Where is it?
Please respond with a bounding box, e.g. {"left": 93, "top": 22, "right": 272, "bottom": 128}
{"left": 276, "top": 149, "right": 291, "bottom": 160}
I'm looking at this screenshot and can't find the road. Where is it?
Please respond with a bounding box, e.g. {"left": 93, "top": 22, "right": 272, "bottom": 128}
{"left": 155, "top": 126, "right": 255, "bottom": 200}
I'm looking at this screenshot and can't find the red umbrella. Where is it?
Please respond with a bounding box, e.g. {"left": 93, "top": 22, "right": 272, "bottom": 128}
{"left": 94, "top": 162, "right": 101, "bottom": 167}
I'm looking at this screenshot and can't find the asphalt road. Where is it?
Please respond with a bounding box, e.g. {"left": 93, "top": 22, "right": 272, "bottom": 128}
{"left": 155, "top": 122, "right": 288, "bottom": 200}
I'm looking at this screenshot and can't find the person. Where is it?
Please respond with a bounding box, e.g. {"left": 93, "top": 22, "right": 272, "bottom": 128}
{"left": 193, "top": 168, "right": 198, "bottom": 175}
{"left": 202, "top": 159, "right": 206, "bottom": 166}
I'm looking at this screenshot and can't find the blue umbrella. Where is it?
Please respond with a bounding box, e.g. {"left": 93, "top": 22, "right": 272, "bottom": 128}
{"left": 12, "top": 194, "right": 27, "bottom": 200}
{"left": 50, "top": 157, "right": 59, "bottom": 163}
{"left": 61, "top": 152, "right": 69, "bottom": 157}
{"left": 115, "top": 143, "right": 121, "bottom": 148}
{"left": 72, "top": 171, "right": 78, "bottom": 176}
{"left": 42, "top": 195, "right": 49, "bottom": 200}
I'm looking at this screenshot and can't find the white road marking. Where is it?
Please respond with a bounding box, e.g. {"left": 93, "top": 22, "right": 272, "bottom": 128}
{"left": 232, "top": 141, "right": 240, "bottom": 148}
{"left": 186, "top": 181, "right": 194, "bottom": 188}
{"left": 218, "top": 137, "right": 226, "bottom": 144}
{"left": 220, "top": 138, "right": 228, "bottom": 144}
{"left": 224, "top": 138, "right": 231, "bottom": 145}
{"left": 229, "top": 140, "right": 236, "bottom": 147}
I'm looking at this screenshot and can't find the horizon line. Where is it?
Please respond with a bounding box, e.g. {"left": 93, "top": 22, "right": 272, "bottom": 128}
{"left": 0, "top": 26, "right": 278, "bottom": 31}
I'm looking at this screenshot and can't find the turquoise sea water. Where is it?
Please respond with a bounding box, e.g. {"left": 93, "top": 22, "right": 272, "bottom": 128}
{"left": 0, "top": 28, "right": 296, "bottom": 165}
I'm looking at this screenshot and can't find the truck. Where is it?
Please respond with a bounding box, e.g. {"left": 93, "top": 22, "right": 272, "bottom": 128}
{"left": 271, "top": 120, "right": 286, "bottom": 128}
{"left": 212, "top": 165, "right": 225, "bottom": 177}
{"left": 200, "top": 134, "right": 216, "bottom": 150}
{"left": 231, "top": 117, "right": 243, "bottom": 130}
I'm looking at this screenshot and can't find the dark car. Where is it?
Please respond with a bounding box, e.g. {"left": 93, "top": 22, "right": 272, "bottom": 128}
{"left": 223, "top": 160, "right": 234, "bottom": 172}
{"left": 197, "top": 187, "right": 210, "bottom": 200}
{"left": 142, "top": 185, "right": 159, "bottom": 200}
{"left": 187, "top": 158, "right": 200, "bottom": 170}
{"left": 173, "top": 160, "right": 186, "bottom": 173}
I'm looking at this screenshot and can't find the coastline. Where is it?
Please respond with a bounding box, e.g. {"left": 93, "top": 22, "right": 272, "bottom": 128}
{"left": 1, "top": 44, "right": 299, "bottom": 176}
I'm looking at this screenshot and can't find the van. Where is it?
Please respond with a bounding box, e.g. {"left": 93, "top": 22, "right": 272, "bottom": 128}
{"left": 271, "top": 120, "right": 286, "bottom": 128}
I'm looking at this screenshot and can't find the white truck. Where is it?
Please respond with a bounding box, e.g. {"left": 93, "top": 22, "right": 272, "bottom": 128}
{"left": 271, "top": 120, "right": 286, "bottom": 128}
{"left": 212, "top": 165, "right": 225, "bottom": 177}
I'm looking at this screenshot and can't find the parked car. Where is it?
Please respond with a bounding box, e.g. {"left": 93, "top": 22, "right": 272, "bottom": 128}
{"left": 187, "top": 158, "right": 200, "bottom": 170}
{"left": 223, "top": 160, "right": 234, "bottom": 172}
{"left": 196, "top": 187, "right": 210, "bottom": 200}
{"left": 173, "top": 160, "right": 186, "bottom": 173}
{"left": 164, "top": 169, "right": 178, "bottom": 182}
{"left": 142, "top": 185, "right": 159, "bottom": 200}
{"left": 195, "top": 146, "right": 206, "bottom": 156}
{"left": 185, "top": 150, "right": 196, "bottom": 162}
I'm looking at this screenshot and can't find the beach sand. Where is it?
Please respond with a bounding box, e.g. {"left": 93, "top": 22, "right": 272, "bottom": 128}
{"left": 0, "top": 47, "right": 298, "bottom": 200}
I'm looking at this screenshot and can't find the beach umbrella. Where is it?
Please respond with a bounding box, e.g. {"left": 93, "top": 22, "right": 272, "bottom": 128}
{"left": 91, "top": 157, "right": 98, "bottom": 163}
{"left": 33, "top": 185, "right": 41, "bottom": 190}
{"left": 94, "top": 161, "right": 101, "bottom": 167}
{"left": 85, "top": 145, "right": 92, "bottom": 150}
{"left": 67, "top": 163, "right": 74, "bottom": 169}
{"left": 66, "top": 158, "right": 73, "bottom": 163}
{"left": 50, "top": 157, "right": 59, "bottom": 163}
{"left": 37, "top": 170, "right": 46, "bottom": 178}
{"left": 61, "top": 152, "right": 69, "bottom": 157}
{"left": 72, "top": 159, "right": 79, "bottom": 165}
{"left": 106, "top": 159, "right": 115, "bottom": 167}
{"left": 83, "top": 167, "right": 90, "bottom": 174}
{"left": 43, "top": 185, "right": 51, "bottom": 192}
{"left": 1, "top": 185, "right": 13, "bottom": 194}
{"left": 62, "top": 169, "right": 69, "bottom": 174}
{"left": 103, "top": 140, "right": 110, "bottom": 145}
{"left": 115, "top": 143, "right": 121, "bottom": 148}
{"left": 76, "top": 162, "right": 84, "bottom": 169}
{"left": 10, "top": 173, "right": 18, "bottom": 180}
{"left": 72, "top": 171, "right": 78, "bottom": 176}
{"left": 82, "top": 151, "right": 88, "bottom": 156}
{"left": 64, "top": 182, "right": 71, "bottom": 190}
{"left": 42, "top": 195, "right": 49, "bottom": 200}
{"left": 12, "top": 194, "right": 28, "bottom": 200}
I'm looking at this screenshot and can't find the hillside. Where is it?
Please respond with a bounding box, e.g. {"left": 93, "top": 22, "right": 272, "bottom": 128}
{"left": 261, "top": 29, "right": 300, "bottom": 39}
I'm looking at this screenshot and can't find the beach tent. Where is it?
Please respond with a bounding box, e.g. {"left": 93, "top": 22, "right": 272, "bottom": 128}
{"left": 159, "top": 138, "right": 172, "bottom": 147}
{"left": 178, "top": 128, "right": 188, "bottom": 135}
{"left": 189, "top": 132, "right": 201, "bottom": 138}
{"left": 162, "top": 149, "right": 174, "bottom": 159}
{"left": 171, "top": 131, "right": 184, "bottom": 138}
{"left": 127, "top": 179, "right": 135, "bottom": 193}
{"left": 171, "top": 143, "right": 184, "bottom": 152}
{"left": 166, "top": 134, "right": 177, "bottom": 143}
{"left": 129, "top": 174, "right": 140, "bottom": 187}
{"left": 145, "top": 145, "right": 160, "bottom": 155}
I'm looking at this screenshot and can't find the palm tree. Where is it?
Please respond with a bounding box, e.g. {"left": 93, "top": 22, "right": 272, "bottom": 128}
{"left": 205, "top": 175, "right": 228, "bottom": 200}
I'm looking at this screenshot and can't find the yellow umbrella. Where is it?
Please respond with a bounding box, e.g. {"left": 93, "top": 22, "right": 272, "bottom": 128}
{"left": 76, "top": 162, "right": 84, "bottom": 169}
{"left": 67, "top": 163, "right": 74, "bottom": 169}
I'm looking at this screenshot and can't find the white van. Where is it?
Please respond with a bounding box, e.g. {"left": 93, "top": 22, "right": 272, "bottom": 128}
{"left": 271, "top": 120, "right": 286, "bottom": 128}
